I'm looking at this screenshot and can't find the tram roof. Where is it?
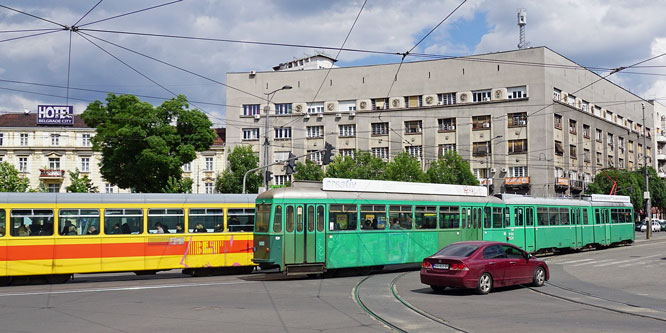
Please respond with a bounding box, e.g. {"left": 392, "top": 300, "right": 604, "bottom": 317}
{"left": 0, "top": 193, "right": 257, "bottom": 205}
{"left": 500, "top": 195, "right": 632, "bottom": 208}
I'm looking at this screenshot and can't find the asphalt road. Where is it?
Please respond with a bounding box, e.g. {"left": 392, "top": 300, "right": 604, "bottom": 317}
{"left": 0, "top": 232, "right": 664, "bottom": 332}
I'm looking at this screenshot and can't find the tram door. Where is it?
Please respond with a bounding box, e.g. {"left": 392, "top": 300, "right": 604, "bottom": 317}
{"left": 513, "top": 207, "right": 526, "bottom": 249}
{"left": 572, "top": 208, "right": 583, "bottom": 248}
{"left": 304, "top": 205, "right": 326, "bottom": 263}
{"left": 593, "top": 208, "right": 609, "bottom": 246}
{"left": 461, "top": 207, "right": 474, "bottom": 240}
{"left": 284, "top": 204, "right": 305, "bottom": 265}
{"left": 523, "top": 207, "right": 536, "bottom": 253}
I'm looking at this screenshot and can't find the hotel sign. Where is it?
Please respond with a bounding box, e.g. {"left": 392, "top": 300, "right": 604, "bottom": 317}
{"left": 37, "top": 105, "right": 73, "bottom": 125}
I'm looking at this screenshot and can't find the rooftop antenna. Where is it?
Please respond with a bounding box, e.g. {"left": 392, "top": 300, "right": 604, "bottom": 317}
{"left": 517, "top": 8, "right": 530, "bottom": 49}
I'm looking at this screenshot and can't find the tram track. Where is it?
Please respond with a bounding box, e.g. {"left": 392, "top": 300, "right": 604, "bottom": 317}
{"left": 353, "top": 271, "right": 467, "bottom": 332}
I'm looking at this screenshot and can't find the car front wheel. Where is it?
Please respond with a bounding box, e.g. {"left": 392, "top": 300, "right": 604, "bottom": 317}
{"left": 476, "top": 273, "right": 493, "bottom": 295}
{"left": 532, "top": 266, "right": 546, "bottom": 287}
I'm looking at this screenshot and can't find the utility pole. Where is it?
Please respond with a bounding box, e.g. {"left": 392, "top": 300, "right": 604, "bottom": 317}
{"left": 642, "top": 102, "right": 652, "bottom": 239}
{"left": 487, "top": 135, "right": 502, "bottom": 195}
{"left": 262, "top": 85, "right": 292, "bottom": 190}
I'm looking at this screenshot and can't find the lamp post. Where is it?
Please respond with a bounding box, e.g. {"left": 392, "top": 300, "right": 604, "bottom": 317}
{"left": 642, "top": 102, "right": 652, "bottom": 240}
{"left": 262, "top": 85, "right": 292, "bottom": 190}
{"left": 487, "top": 135, "right": 503, "bottom": 195}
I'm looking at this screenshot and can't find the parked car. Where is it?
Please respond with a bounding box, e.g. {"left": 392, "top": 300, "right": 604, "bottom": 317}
{"left": 660, "top": 220, "right": 666, "bottom": 231}
{"left": 420, "top": 241, "right": 549, "bottom": 295}
{"left": 641, "top": 221, "right": 662, "bottom": 232}
{"left": 636, "top": 222, "right": 645, "bottom": 231}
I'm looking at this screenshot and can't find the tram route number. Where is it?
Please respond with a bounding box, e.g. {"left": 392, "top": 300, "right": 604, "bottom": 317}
{"left": 506, "top": 231, "right": 514, "bottom": 241}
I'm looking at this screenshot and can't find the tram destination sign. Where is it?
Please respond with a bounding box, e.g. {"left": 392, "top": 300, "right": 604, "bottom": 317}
{"left": 37, "top": 105, "right": 74, "bottom": 125}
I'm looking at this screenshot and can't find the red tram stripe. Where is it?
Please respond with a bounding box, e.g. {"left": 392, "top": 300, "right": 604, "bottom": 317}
{"left": 0, "top": 240, "right": 253, "bottom": 261}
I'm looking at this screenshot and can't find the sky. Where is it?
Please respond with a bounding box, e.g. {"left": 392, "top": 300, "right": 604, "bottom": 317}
{"left": 1, "top": 0, "right": 665, "bottom": 127}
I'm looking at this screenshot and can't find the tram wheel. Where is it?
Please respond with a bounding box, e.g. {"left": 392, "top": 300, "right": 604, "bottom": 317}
{"left": 46, "top": 274, "right": 72, "bottom": 284}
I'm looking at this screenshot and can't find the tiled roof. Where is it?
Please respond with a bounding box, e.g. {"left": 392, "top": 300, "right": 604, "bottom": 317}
{"left": 213, "top": 128, "right": 226, "bottom": 146}
{"left": 0, "top": 113, "right": 90, "bottom": 128}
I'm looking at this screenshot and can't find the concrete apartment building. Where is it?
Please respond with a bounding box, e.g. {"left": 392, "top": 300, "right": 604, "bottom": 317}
{"left": 652, "top": 101, "right": 666, "bottom": 178}
{"left": 226, "top": 47, "right": 654, "bottom": 196}
{"left": 0, "top": 113, "right": 226, "bottom": 193}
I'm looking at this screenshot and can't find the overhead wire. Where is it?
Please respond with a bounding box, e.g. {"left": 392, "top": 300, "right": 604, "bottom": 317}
{"left": 76, "top": 0, "right": 184, "bottom": 28}
{"left": 0, "top": 4, "right": 67, "bottom": 28}
{"left": 73, "top": 0, "right": 104, "bottom": 27}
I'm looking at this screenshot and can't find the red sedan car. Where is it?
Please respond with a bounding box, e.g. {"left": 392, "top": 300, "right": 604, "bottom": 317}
{"left": 420, "top": 241, "right": 549, "bottom": 294}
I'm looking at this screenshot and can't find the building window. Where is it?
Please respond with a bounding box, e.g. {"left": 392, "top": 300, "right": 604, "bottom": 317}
{"left": 473, "top": 142, "right": 490, "bottom": 156}
{"left": 570, "top": 145, "right": 577, "bottom": 159}
{"left": 274, "top": 175, "right": 290, "bottom": 186}
{"left": 439, "top": 144, "right": 456, "bottom": 156}
{"left": 583, "top": 124, "right": 591, "bottom": 139}
{"left": 105, "top": 183, "right": 114, "bottom": 193}
{"left": 554, "top": 114, "right": 562, "bottom": 129}
{"left": 509, "top": 166, "right": 527, "bottom": 177}
{"left": 608, "top": 156, "right": 615, "bottom": 168}
{"left": 581, "top": 100, "right": 589, "bottom": 113}
{"left": 437, "top": 93, "right": 456, "bottom": 105}
{"left": 596, "top": 129, "right": 603, "bottom": 142}
{"left": 339, "top": 124, "right": 356, "bottom": 137}
{"left": 596, "top": 152, "right": 602, "bottom": 165}
{"left": 569, "top": 119, "right": 577, "bottom": 134}
{"left": 339, "top": 100, "right": 356, "bottom": 112}
{"left": 438, "top": 118, "right": 456, "bottom": 131}
{"left": 50, "top": 134, "right": 60, "bottom": 146}
{"left": 404, "top": 121, "right": 422, "bottom": 134}
{"left": 628, "top": 140, "right": 634, "bottom": 152}
{"left": 82, "top": 134, "right": 91, "bottom": 147}
{"left": 340, "top": 149, "right": 355, "bottom": 158}
{"left": 205, "top": 182, "right": 215, "bottom": 194}
{"left": 474, "top": 168, "right": 488, "bottom": 179}
{"left": 275, "top": 103, "right": 292, "bottom": 115}
{"left": 18, "top": 157, "right": 28, "bottom": 172}
{"left": 0, "top": 133, "right": 3, "bottom": 146}
{"left": 567, "top": 93, "right": 576, "bottom": 107}
{"left": 618, "top": 137, "right": 625, "bottom": 153}
{"left": 308, "top": 150, "right": 322, "bottom": 163}
{"left": 242, "top": 104, "right": 260, "bottom": 116}
{"left": 371, "top": 122, "right": 389, "bottom": 135}
{"left": 205, "top": 157, "right": 214, "bottom": 171}
{"left": 553, "top": 88, "right": 561, "bottom": 101}
{"left": 619, "top": 158, "right": 625, "bottom": 168}
{"left": 371, "top": 147, "right": 389, "bottom": 160}
{"left": 307, "top": 126, "right": 323, "bottom": 138}
{"left": 273, "top": 151, "right": 289, "bottom": 163}
{"left": 183, "top": 162, "right": 191, "bottom": 172}
{"left": 507, "top": 86, "right": 527, "bottom": 99}
{"left": 81, "top": 157, "right": 90, "bottom": 172}
{"left": 371, "top": 98, "right": 388, "bottom": 110}
{"left": 274, "top": 127, "right": 292, "bottom": 140}
{"left": 20, "top": 133, "right": 28, "bottom": 146}
{"left": 242, "top": 128, "right": 260, "bottom": 141}
{"left": 584, "top": 149, "right": 591, "bottom": 163}
{"left": 508, "top": 112, "right": 527, "bottom": 127}
{"left": 608, "top": 133, "right": 614, "bottom": 150}
{"left": 48, "top": 183, "right": 60, "bottom": 193}
{"left": 405, "top": 146, "right": 423, "bottom": 161}
{"left": 404, "top": 96, "right": 422, "bottom": 108}
{"left": 508, "top": 139, "right": 528, "bottom": 154}
{"left": 554, "top": 167, "right": 564, "bottom": 178}
{"left": 472, "top": 89, "right": 492, "bottom": 102}
{"left": 472, "top": 115, "right": 491, "bottom": 130}
{"left": 307, "top": 102, "right": 324, "bottom": 114}
{"left": 49, "top": 157, "right": 60, "bottom": 169}
{"left": 555, "top": 141, "right": 564, "bottom": 155}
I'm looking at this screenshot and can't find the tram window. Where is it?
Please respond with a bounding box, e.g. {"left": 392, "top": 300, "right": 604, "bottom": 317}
{"left": 360, "top": 205, "right": 386, "bottom": 230}
{"left": 624, "top": 210, "right": 633, "bottom": 223}
{"left": 273, "top": 205, "right": 283, "bottom": 232}
{"left": 389, "top": 205, "right": 412, "bottom": 230}
{"left": 492, "top": 208, "right": 503, "bottom": 228}
{"left": 537, "top": 207, "right": 548, "bottom": 226}
{"left": 475, "top": 208, "right": 482, "bottom": 229}
{"left": 228, "top": 208, "right": 254, "bottom": 232}
{"left": 439, "top": 206, "right": 460, "bottom": 229}
{"left": 611, "top": 209, "right": 620, "bottom": 223}
{"left": 256, "top": 204, "right": 271, "bottom": 232}
{"left": 329, "top": 204, "right": 357, "bottom": 231}
{"left": 148, "top": 209, "right": 184, "bottom": 233}
{"left": 307, "top": 206, "right": 315, "bottom": 232}
{"left": 484, "top": 207, "right": 491, "bottom": 228}
{"left": 0, "top": 210, "right": 5, "bottom": 237}
{"left": 582, "top": 208, "right": 589, "bottom": 225}
{"left": 59, "top": 209, "right": 100, "bottom": 236}
{"left": 595, "top": 209, "right": 601, "bottom": 224}
{"left": 560, "top": 208, "right": 570, "bottom": 225}
{"left": 11, "top": 209, "right": 54, "bottom": 237}
{"left": 286, "top": 206, "right": 294, "bottom": 232}
{"left": 104, "top": 209, "right": 144, "bottom": 234}
{"left": 547, "top": 208, "right": 558, "bottom": 226}
{"left": 296, "top": 206, "right": 304, "bottom": 232}
{"left": 415, "top": 206, "right": 436, "bottom": 229}
{"left": 526, "top": 207, "right": 534, "bottom": 226}
{"left": 316, "top": 206, "right": 325, "bottom": 232}
{"left": 515, "top": 208, "right": 523, "bottom": 226}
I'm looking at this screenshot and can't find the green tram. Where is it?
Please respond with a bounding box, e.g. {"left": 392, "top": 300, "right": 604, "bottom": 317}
{"left": 253, "top": 179, "right": 634, "bottom": 275}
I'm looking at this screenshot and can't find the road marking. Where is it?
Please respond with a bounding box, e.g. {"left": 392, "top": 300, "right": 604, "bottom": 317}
{"left": 0, "top": 280, "right": 254, "bottom": 297}
{"left": 555, "top": 258, "right": 593, "bottom": 265}
{"left": 570, "top": 259, "right": 614, "bottom": 266}
{"left": 594, "top": 259, "right": 635, "bottom": 267}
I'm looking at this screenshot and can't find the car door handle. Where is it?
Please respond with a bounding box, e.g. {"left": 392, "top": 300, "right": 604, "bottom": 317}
{"left": 510, "top": 262, "right": 516, "bottom": 265}
{"left": 489, "top": 262, "right": 496, "bottom": 265}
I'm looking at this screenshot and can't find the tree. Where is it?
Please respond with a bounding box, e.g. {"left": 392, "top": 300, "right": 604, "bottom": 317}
{"left": 216, "top": 145, "right": 261, "bottom": 193}
{"left": 82, "top": 94, "right": 215, "bottom": 193}
{"left": 586, "top": 168, "right": 642, "bottom": 212}
{"left": 66, "top": 169, "right": 99, "bottom": 193}
{"left": 325, "top": 150, "right": 386, "bottom": 179}
{"left": 293, "top": 159, "right": 325, "bottom": 181}
{"left": 426, "top": 150, "right": 479, "bottom": 185}
{"left": 161, "top": 177, "right": 193, "bottom": 193}
{"left": 0, "top": 162, "right": 29, "bottom": 192}
{"left": 385, "top": 152, "right": 426, "bottom": 182}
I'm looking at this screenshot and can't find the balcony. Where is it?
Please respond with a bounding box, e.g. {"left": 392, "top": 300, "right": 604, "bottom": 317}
{"left": 657, "top": 152, "right": 666, "bottom": 161}
{"left": 39, "top": 169, "right": 65, "bottom": 179}
{"left": 657, "top": 133, "right": 666, "bottom": 143}
{"left": 570, "top": 180, "right": 584, "bottom": 193}
{"left": 479, "top": 178, "right": 493, "bottom": 186}
{"left": 505, "top": 177, "right": 530, "bottom": 188}
{"left": 555, "top": 177, "right": 569, "bottom": 192}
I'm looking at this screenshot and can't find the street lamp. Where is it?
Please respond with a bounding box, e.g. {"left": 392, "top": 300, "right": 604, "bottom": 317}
{"left": 487, "top": 135, "right": 503, "bottom": 195}
{"left": 263, "top": 85, "right": 292, "bottom": 189}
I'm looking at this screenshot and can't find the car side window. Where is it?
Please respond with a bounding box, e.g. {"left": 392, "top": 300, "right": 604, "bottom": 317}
{"left": 482, "top": 245, "right": 506, "bottom": 259}
{"left": 503, "top": 245, "right": 524, "bottom": 259}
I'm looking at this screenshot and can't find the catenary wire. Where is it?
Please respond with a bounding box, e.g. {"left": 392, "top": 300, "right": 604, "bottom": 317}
{"left": 73, "top": 0, "right": 104, "bottom": 27}
{"left": 77, "top": 0, "right": 183, "bottom": 28}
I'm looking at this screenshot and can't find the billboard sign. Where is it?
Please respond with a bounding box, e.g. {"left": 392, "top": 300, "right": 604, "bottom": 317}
{"left": 37, "top": 105, "right": 73, "bottom": 125}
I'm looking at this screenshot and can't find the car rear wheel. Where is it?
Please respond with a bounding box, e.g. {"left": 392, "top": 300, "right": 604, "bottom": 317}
{"left": 532, "top": 266, "right": 546, "bottom": 287}
{"left": 476, "top": 273, "right": 492, "bottom": 295}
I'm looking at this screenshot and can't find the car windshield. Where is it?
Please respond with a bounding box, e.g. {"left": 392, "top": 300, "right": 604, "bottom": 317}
{"left": 435, "top": 243, "right": 480, "bottom": 257}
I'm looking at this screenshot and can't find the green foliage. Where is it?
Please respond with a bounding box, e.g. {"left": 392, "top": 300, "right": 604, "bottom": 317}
{"left": 82, "top": 94, "right": 215, "bottom": 193}
{"left": 216, "top": 145, "right": 261, "bottom": 193}
{"left": 0, "top": 162, "right": 30, "bottom": 192}
{"left": 385, "top": 152, "right": 426, "bottom": 182}
{"left": 426, "top": 150, "right": 480, "bottom": 185}
{"left": 66, "top": 169, "right": 99, "bottom": 193}
{"left": 162, "top": 177, "right": 193, "bottom": 193}
{"left": 293, "top": 159, "right": 325, "bottom": 181}
{"left": 585, "top": 167, "right": 666, "bottom": 214}
{"left": 325, "top": 150, "right": 386, "bottom": 179}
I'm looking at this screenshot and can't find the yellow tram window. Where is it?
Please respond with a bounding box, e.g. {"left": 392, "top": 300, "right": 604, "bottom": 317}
{"left": 188, "top": 208, "right": 222, "bottom": 233}
{"left": 228, "top": 208, "right": 254, "bottom": 232}
{"left": 104, "top": 209, "right": 144, "bottom": 234}
{"left": 11, "top": 209, "right": 53, "bottom": 236}
{"left": 0, "top": 210, "right": 5, "bottom": 237}
{"left": 59, "top": 209, "right": 100, "bottom": 236}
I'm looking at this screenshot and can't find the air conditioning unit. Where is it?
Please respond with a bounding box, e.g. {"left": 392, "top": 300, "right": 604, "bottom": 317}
{"left": 304, "top": 114, "right": 310, "bottom": 119}
{"left": 254, "top": 114, "right": 261, "bottom": 120}
{"left": 490, "top": 168, "right": 497, "bottom": 173}
{"left": 484, "top": 96, "right": 491, "bottom": 102}
{"left": 483, "top": 123, "right": 490, "bottom": 128}
{"left": 349, "top": 111, "right": 356, "bottom": 117}
{"left": 501, "top": 167, "right": 508, "bottom": 173}
{"left": 317, "top": 113, "right": 324, "bottom": 118}
{"left": 335, "top": 113, "right": 342, "bottom": 118}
